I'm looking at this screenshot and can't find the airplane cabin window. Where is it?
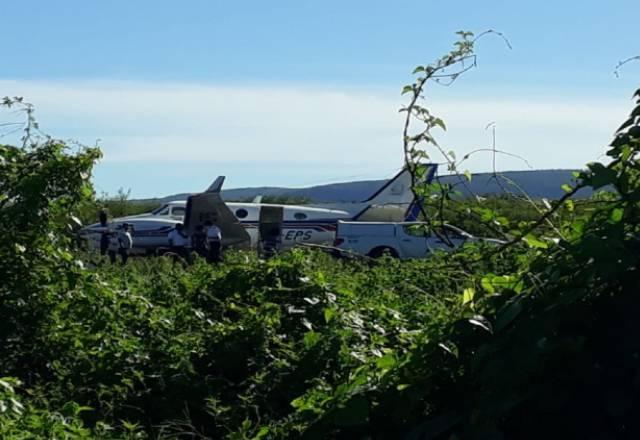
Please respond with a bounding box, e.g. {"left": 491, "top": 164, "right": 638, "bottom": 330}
{"left": 294, "top": 212, "right": 307, "bottom": 220}
{"left": 171, "top": 207, "right": 185, "bottom": 216}
{"left": 235, "top": 208, "right": 249, "bottom": 219}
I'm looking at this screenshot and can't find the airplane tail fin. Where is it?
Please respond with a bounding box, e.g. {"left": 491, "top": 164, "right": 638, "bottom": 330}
{"left": 352, "top": 164, "right": 437, "bottom": 221}
{"left": 206, "top": 176, "right": 225, "bottom": 193}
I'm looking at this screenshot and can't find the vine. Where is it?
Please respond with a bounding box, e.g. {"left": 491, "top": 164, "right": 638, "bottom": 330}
{"left": 400, "top": 30, "right": 513, "bottom": 245}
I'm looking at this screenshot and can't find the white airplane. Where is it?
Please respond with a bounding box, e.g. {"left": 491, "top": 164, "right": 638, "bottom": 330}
{"left": 79, "top": 164, "right": 437, "bottom": 254}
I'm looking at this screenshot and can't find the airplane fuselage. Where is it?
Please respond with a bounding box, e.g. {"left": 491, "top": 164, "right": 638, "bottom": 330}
{"left": 157, "top": 201, "right": 355, "bottom": 247}
{"left": 233, "top": 202, "right": 357, "bottom": 247}
{"left": 82, "top": 201, "right": 406, "bottom": 250}
{"left": 80, "top": 201, "right": 364, "bottom": 253}
{"left": 80, "top": 165, "right": 436, "bottom": 253}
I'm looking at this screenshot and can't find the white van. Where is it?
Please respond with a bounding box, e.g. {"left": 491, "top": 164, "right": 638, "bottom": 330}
{"left": 333, "top": 221, "right": 497, "bottom": 259}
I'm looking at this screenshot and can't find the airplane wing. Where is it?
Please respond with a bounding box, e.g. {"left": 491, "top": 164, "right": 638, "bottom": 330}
{"left": 184, "top": 176, "right": 251, "bottom": 247}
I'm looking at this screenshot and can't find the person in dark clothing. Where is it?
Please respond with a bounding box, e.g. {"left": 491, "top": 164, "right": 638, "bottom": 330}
{"left": 99, "top": 209, "right": 108, "bottom": 226}
{"left": 261, "top": 225, "right": 281, "bottom": 259}
{"left": 191, "top": 224, "right": 208, "bottom": 258}
{"left": 99, "top": 209, "right": 109, "bottom": 256}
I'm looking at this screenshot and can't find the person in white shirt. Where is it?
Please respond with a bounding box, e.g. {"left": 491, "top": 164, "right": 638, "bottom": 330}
{"left": 108, "top": 223, "right": 133, "bottom": 265}
{"left": 204, "top": 220, "right": 222, "bottom": 263}
{"left": 167, "top": 223, "right": 190, "bottom": 264}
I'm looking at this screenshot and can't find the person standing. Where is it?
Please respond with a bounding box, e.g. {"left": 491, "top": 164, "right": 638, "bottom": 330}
{"left": 107, "top": 225, "right": 120, "bottom": 264}
{"left": 168, "top": 223, "right": 190, "bottom": 264}
{"left": 119, "top": 223, "right": 134, "bottom": 265}
{"left": 99, "top": 209, "right": 109, "bottom": 256}
{"left": 191, "top": 224, "right": 208, "bottom": 259}
{"left": 205, "top": 220, "right": 222, "bottom": 263}
{"left": 260, "top": 225, "right": 281, "bottom": 259}
{"left": 108, "top": 223, "right": 133, "bottom": 265}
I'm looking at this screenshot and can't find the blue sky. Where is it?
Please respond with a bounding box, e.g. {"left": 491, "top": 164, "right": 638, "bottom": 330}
{"left": 1, "top": 0, "right": 639, "bottom": 197}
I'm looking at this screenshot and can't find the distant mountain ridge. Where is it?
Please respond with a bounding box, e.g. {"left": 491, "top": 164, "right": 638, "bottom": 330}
{"left": 135, "top": 169, "right": 593, "bottom": 205}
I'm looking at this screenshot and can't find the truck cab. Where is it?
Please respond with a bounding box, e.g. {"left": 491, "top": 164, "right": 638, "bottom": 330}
{"left": 333, "top": 221, "right": 473, "bottom": 259}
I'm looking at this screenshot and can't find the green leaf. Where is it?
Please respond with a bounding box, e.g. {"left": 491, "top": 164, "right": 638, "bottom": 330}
{"left": 617, "top": 117, "right": 636, "bottom": 133}
{"left": 81, "top": 185, "right": 93, "bottom": 198}
{"left": 585, "top": 162, "right": 617, "bottom": 189}
{"left": 462, "top": 287, "right": 475, "bottom": 305}
{"left": 402, "top": 85, "right": 414, "bottom": 95}
{"left": 412, "top": 66, "right": 425, "bottom": 74}
{"left": 464, "top": 170, "right": 472, "bottom": 182}
{"left": 565, "top": 199, "right": 574, "bottom": 212}
{"left": 0, "top": 379, "right": 14, "bottom": 393}
{"left": 561, "top": 184, "right": 572, "bottom": 193}
{"left": 376, "top": 353, "right": 396, "bottom": 370}
{"left": 9, "top": 398, "right": 24, "bottom": 415}
{"left": 254, "top": 427, "right": 270, "bottom": 439}
{"left": 324, "top": 308, "right": 336, "bottom": 323}
{"left": 481, "top": 277, "right": 495, "bottom": 294}
{"left": 610, "top": 208, "right": 624, "bottom": 223}
{"left": 433, "top": 118, "right": 447, "bottom": 131}
{"left": 303, "top": 331, "right": 321, "bottom": 349}
{"left": 523, "top": 234, "right": 548, "bottom": 249}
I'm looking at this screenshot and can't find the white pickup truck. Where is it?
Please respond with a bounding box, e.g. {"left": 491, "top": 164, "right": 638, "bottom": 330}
{"left": 333, "top": 221, "right": 499, "bottom": 259}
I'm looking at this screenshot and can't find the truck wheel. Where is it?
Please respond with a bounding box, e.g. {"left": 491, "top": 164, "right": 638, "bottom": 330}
{"left": 368, "top": 246, "right": 399, "bottom": 258}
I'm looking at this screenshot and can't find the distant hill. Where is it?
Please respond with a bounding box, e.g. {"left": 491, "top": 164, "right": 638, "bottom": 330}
{"left": 134, "top": 169, "right": 593, "bottom": 205}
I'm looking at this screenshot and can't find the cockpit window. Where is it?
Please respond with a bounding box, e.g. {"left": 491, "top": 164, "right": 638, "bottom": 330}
{"left": 170, "top": 207, "right": 185, "bottom": 217}
{"left": 152, "top": 205, "right": 170, "bottom": 216}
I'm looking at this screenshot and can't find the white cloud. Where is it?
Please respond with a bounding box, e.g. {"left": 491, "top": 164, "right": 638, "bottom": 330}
{"left": 0, "top": 79, "right": 630, "bottom": 183}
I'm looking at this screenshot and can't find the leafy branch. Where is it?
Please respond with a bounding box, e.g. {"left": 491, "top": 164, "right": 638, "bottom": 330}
{"left": 1, "top": 96, "right": 44, "bottom": 148}
{"left": 400, "top": 30, "right": 512, "bottom": 245}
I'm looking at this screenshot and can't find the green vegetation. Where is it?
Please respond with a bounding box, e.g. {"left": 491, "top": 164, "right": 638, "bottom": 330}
{"left": 99, "top": 189, "right": 160, "bottom": 219}
{"left": 1, "top": 37, "right": 639, "bottom": 438}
